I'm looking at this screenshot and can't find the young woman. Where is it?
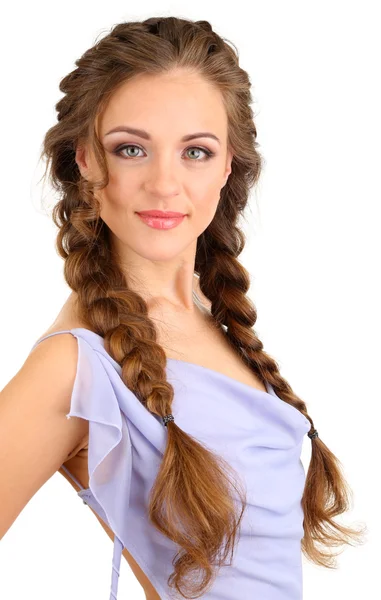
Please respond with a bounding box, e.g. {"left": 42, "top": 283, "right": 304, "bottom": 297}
{"left": 0, "top": 16, "right": 365, "bottom": 600}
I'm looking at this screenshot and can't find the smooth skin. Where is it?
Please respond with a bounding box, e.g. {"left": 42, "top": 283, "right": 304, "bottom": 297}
{"left": 75, "top": 67, "right": 232, "bottom": 312}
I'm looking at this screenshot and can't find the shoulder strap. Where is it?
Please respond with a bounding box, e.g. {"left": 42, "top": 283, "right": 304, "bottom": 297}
{"left": 60, "top": 464, "right": 85, "bottom": 491}
{"left": 31, "top": 330, "right": 72, "bottom": 351}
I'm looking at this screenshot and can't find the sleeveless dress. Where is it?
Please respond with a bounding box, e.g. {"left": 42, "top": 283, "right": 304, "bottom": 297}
{"left": 31, "top": 327, "right": 310, "bottom": 600}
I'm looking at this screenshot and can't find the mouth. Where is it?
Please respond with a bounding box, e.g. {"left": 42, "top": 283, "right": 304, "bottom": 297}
{"left": 136, "top": 210, "right": 187, "bottom": 218}
{"left": 136, "top": 212, "right": 187, "bottom": 230}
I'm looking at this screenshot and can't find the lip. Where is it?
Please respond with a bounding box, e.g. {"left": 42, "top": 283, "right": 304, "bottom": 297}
{"left": 136, "top": 212, "right": 186, "bottom": 230}
{"left": 136, "top": 210, "right": 186, "bottom": 217}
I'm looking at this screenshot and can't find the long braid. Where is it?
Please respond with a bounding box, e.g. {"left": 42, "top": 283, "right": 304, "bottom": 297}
{"left": 54, "top": 197, "right": 248, "bottom": 597}
{"left": 197, "top": 229, "right": 312, "bottom": 429}
{"left": 196, "top": 215, "right": 360, "bottom": 566}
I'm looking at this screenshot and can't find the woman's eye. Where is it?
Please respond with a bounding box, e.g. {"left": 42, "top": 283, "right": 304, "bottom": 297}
{"left": 113, "top": 144, "right": 215, "bottom": 162}
{"left": 115, "top": 144, "right": 144, "bottom": 159}
{"left": 184, "top": 147, "right": 214, "bottom": 161}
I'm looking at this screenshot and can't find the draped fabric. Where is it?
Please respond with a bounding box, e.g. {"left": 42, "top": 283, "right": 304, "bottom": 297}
{"left": 31, "top": 327, "right": 310, "bottom": 599}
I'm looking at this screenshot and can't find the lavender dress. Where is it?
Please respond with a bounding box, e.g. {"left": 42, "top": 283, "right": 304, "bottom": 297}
{"left": 31, "top": 327, "right": 310, "bottom": 600}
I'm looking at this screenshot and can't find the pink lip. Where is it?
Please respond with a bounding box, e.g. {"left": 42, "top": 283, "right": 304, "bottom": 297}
{"left": 136, "top": 213, "right": 186, "bottom": 230}
{"left": 137, "top": 210, "right": 186, "bottom": 217}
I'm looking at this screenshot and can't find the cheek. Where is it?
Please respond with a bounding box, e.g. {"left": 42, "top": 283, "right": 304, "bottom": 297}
{"left": 191, "top": 183, "right": 221, "bottom": 224}
{"left": 97, "top": 186, "right": 133, "bottom": 236}
{"left": 105, "top": 168, "right": 138, "bottom": 202}
{"left": 97, "top": 171, "right": 136, "bottom": 216}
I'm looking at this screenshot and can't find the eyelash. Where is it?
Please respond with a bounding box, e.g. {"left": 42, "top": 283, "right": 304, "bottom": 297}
{"left": 112, "top": 143, "right": 216, "bottom": 162}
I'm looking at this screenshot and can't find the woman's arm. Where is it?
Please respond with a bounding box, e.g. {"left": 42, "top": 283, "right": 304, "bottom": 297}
{"left": 0, "top": 333, "right": 88, "bottom": 539}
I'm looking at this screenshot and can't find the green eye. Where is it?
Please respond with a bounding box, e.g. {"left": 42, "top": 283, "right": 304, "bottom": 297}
{"left": 113, "top": 144, "right": 215, "bottom": 162}
{"left": 185, "top": 147, "right": 213, "bottom": 160}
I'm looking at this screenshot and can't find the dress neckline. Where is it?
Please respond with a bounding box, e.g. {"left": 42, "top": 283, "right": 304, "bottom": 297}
{"left": 166, "top": 356, "right": 271, "bottom": 396}
{"left": 69, "top": 327, "right": 310, "bottom": 430}
{"left": 70, "top": 327, "right": 272, "bottom": 397}
{"left": 34, "top": 327, "right": 310, "bottom": 429}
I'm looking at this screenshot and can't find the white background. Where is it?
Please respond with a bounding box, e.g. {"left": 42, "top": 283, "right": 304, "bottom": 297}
{"left": 0, "top": 1, "right": 378, "bottom": 598}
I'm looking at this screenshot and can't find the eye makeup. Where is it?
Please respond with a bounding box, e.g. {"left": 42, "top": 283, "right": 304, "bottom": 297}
{"left": 112, "top": 143, "right": 216, "bottom": 162}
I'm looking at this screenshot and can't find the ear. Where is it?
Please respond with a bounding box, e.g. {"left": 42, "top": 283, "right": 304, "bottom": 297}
{"left": 222, "top": 149, "right": 233, "bottom": 186}
{"left": 75, "top": 144, "right": 91, "bottom": 180}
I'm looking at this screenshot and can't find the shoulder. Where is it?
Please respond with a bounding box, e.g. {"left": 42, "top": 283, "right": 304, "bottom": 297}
{"left": 28, "top": 292, "right": 87, "bottom": 404}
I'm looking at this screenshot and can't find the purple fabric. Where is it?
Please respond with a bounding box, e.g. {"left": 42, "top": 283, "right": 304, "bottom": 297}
{"left": 31, "top": 327, "right": 310, "bottom": 599}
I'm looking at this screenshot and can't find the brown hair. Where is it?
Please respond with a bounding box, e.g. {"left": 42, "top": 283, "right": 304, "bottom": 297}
{"left": 39, "top": 16, "right": 367, "bottom": 598}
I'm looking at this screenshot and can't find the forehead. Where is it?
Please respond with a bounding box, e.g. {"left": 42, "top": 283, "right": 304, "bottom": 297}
{"left": 97, "top": 70, "right": 228, "bottom": 140}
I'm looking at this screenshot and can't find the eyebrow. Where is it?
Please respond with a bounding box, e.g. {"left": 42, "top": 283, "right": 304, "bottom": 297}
{"left": 103, "top": 126, "right": 221, "bottom": 145}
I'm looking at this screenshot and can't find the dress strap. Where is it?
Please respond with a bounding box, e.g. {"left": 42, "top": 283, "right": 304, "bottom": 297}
{"left": 109, "top": 535, "right": 124, "bottom": 600}
{"left": 60, "top": 464, "right": 85, "bottom": 491}
{"left": 31, "top": 330, "right": 72, "bottom": 351}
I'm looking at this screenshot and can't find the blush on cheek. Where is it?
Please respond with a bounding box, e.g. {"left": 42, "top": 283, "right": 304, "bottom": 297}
{"left": 100, "top": 187, "right": 131, "bottom": 212}
{"left": 197, "top": 192, "right": 221, "bottom": 217}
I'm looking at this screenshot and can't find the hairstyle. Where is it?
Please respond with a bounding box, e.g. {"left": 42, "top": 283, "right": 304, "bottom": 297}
{"left": 39, "top": 16, "right": 366, "bottom": 599}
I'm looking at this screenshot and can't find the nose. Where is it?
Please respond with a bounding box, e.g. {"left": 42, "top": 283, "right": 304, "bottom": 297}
{"left": 143, "top": 152, "right": 182, "bottom": 198}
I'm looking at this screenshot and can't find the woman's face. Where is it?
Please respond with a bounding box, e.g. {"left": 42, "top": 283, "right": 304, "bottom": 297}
{"left": 76, "top": 69, "right": 232, "bottom": 265}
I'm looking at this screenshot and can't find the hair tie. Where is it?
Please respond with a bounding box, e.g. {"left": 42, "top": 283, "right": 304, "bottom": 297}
{"left": 308, "top": 429, "right": 318, "bottom": 440}
{"left": 163, "top": 414, "right": 174, "bottom": 426}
